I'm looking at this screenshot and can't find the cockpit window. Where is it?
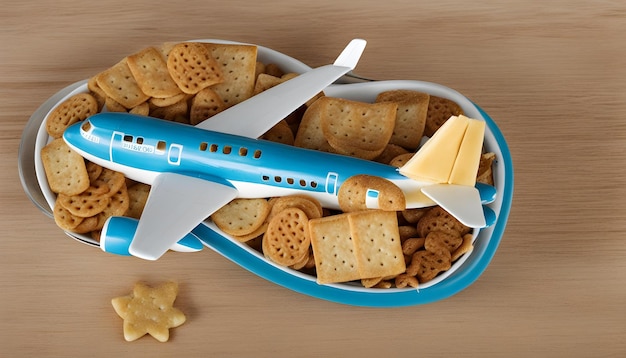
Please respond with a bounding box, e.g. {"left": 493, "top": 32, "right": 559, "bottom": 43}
{"left": 81, "top": 121, "right": 92, "bottom": 132}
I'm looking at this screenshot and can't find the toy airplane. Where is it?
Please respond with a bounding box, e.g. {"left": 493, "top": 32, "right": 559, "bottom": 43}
{"left": 62, "top": 39, "right": 496, "bottom": 260}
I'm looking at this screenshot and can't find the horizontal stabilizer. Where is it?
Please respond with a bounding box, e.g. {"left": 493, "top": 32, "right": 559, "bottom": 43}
{"left": 421, "top": 184, "right": 487, "bottom": 228}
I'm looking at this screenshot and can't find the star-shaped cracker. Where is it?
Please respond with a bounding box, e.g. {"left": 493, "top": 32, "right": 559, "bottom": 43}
{"left": 111, "top": 281, "right": 186, "bottom": 342}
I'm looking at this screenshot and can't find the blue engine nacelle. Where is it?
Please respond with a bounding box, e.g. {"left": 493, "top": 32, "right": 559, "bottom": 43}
{"left": 100, "top": 216, "right": 204, "bottom": 256}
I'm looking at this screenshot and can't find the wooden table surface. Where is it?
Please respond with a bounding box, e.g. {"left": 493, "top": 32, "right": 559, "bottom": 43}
{"left": 2, "top": 1, "right": 625, "bottom": 356}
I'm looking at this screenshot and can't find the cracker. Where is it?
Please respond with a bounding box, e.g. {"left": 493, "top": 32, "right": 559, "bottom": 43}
{"left": 401, "top": 208, "right": 428, "bottom": 224}
{"left": 389, "top": 153, "right": 414, "bottom": 168}
{"left": 105, "top": 96, "right": 128, "bottom": 112}
{"left": 321, "top": 97, "right": 397, "bottom": 152}
{"left": 128, "top": 101, "right": 150, "bottom": 116}
{"left": 71, "top": 215, "right": 99, "bottom": 234}
{"left": 323, "top": 140, "right": 386, "bottom": 161}
{"left": 204, "top": 43, "right": 258, "bottom": 107}
{"left": 267, "top": 195, "right": 323, "bottom": 222}
{"left": 261, "top": 120, "right": 295, "bottom": 145}
{"left": 111, "top": 281, "right": 186, "bottom": 342}
{"left": 253, "top": 73, "right": 298, "bottom": 95}
{"left": 263, "top": 63, "right": 285, "bottom": 77}
{"left": 255, "top": 61, "right": 266, "bottom": 79}
{"left": 424, "top": 95, "right": 464, "bottom": 137}
{"left": 41, "top": 138, "right": 90, "bottom": 196}
{"left": 376, "top": 90, "right": 429, "bottom": 150}
{"left": 87, "top": 76, "right": 106, "bottom": 111}
{"left": 189, "top": 87, "right": 226, "bottom": 125}
{"left": 167, "top": 42, "right": 223, "bottom": 94}
{"left": 416, "top": 206, "right": 471, "bottom": 238}
{"left": 149, "top": 92, "right": 189, "bottom": 108}
{"left": 395, "top": 273, "right": 419, "bottom": 288}
{"left": 262, "top": 207, "right": 310, "bottom": 266}
{"left": 105, "top": 183, "right": 131, "bottom": 216}
{"left": 211, "top": 198, "right": 270, "bottom": 237}
{"left": 46, "top": 93, "right": 98, "bottom": 139}
{"left": 149, "top": 97, "right": 188, "bottom": 123}
{"left": 232, "top": 222, "right": 268, "bottom": 243}
{"left": 406, "top": 249, "right": 451, "bottom": 283}
{"left": 126, "top": 46, "right": 182, "bottom": 98}
{"left": 126, "top": 183, "right": 151, "bottom": 219}
{"left": 57, "top": 188, "right": 111, "bottom": 218}
{"left": 96, "top": 58, "right": 149, "bottom": 109}
{"left": 93, "top": 183, "right": 130, "bottom": 230}
{"left": 451, "top": 233, "right": 474, "bottom": 261}
{"left": 86, "top": 161, "right": 103, "bottom": 183}
{"left": 308, "top": 213, "right": 361, "bottom": 284}
{"left": 398, "top": 225, "right": 419, "bottom": 242}
{"left": 477, "top": 152, "right": 496, "bottom": 186}
{"left": 401, "top": 237, "right": 425, "bottom": 256}
{"left": 294, "top": 97, "right": 330, "bottom": 151}
{"left": 375, "top": 143, "right": 410, "bottom": 164}
{"left": 348, "top": 210, "right": 406, "bottom": 279}
{"left": 338, "top": 174, "right": 406, "bottom": 212}
{"left": 361, "top": 276, "right": 383, "bottom": 288}
{"left": 92, "top": 168, "right": 126, "bottom": 198}
{"left": 53, "top": 199, "right": 84, "bottom": 231}
{"left": 424, "top": 231, "right": 463, "bottom": 255}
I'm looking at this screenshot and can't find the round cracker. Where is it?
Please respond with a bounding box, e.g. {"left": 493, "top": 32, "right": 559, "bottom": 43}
{"left": 337, "top": 174, "right": 406, "bottom": 212}
{"left": 262, "top": 207, "right": 310, "bottom": 266}
{"left": 267, "top": 195, "right": 323, "bottom": 222}
{"left": 211, "top": 198, "right": 270, "bottom": 236}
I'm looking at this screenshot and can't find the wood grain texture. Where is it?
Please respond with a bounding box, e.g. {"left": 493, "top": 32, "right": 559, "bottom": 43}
{"left": 1, "top": 0, "right": 625, "bottom": 356}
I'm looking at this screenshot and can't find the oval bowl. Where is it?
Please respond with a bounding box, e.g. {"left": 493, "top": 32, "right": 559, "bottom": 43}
{"left": 19, "top": 40, "right": 513, "bottom": 306}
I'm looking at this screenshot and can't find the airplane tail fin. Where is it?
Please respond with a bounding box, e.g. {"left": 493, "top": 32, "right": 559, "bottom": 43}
{"left": 397, "top": 115, "right": 496, "bottom": 228}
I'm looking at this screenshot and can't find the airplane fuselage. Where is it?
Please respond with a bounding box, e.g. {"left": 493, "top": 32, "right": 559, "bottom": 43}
{"left": 64, "top": 113, "right": 433, "bottom": 210}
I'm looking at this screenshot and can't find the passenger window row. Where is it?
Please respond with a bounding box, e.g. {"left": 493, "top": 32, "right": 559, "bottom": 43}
{"left": 199, "top": 142, "right": 261, "bottom": 159}
{"left": 262, "top": 175, "right": 318, "bottom": 189}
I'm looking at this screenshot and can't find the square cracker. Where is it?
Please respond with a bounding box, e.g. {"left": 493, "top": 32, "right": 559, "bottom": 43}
{"left": 127, "top": 46, "right": 182, "bottom": 98}
{"left": 96, "top": 58, "right": 149, "bottom": 109}
{"left": 376, "top": 90, "right": 429, "bottom": 151}
{"left": 294, "top": 97, "right": 329, "bottom": 151}
{"left": 204, "top": 43, "right": 258, "bottom": 107}
{"left": 348, "top": 210, "right": 406, "bottom": 279}
{"left": 320, "top": 97, "right": 397, "bottom": 153}
{"left": 41, "top": 138, "right": 90, "bottom": 196}
{"left": 309, "top": 214, "right": 361, "bottom": 284}
{"left": 424, "top": 95, "right": 464, "bottom": 137}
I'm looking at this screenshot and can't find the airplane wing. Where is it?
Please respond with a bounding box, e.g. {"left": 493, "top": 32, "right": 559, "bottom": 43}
{"left": 195, "top": 39, "right": 367, "bottom": 139}
{"left": 420, "top": 184, "right": 487, "bottom": 228}
{"left": 128, "top": 172, "right": 238, "bottom": 260}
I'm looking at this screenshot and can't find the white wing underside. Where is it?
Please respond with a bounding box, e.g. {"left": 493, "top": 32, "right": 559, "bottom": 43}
{"left": 128, "top": 173, "right": 238, "bottom": 260}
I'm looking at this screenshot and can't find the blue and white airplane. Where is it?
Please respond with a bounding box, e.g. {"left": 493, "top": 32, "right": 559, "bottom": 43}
{"left": 62, "top": 39, "right": 496, "bottom": 260}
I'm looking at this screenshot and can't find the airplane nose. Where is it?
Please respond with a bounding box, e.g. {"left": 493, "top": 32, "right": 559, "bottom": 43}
{"left": 62, "top": 120, "right": 83, "bottom": 147}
